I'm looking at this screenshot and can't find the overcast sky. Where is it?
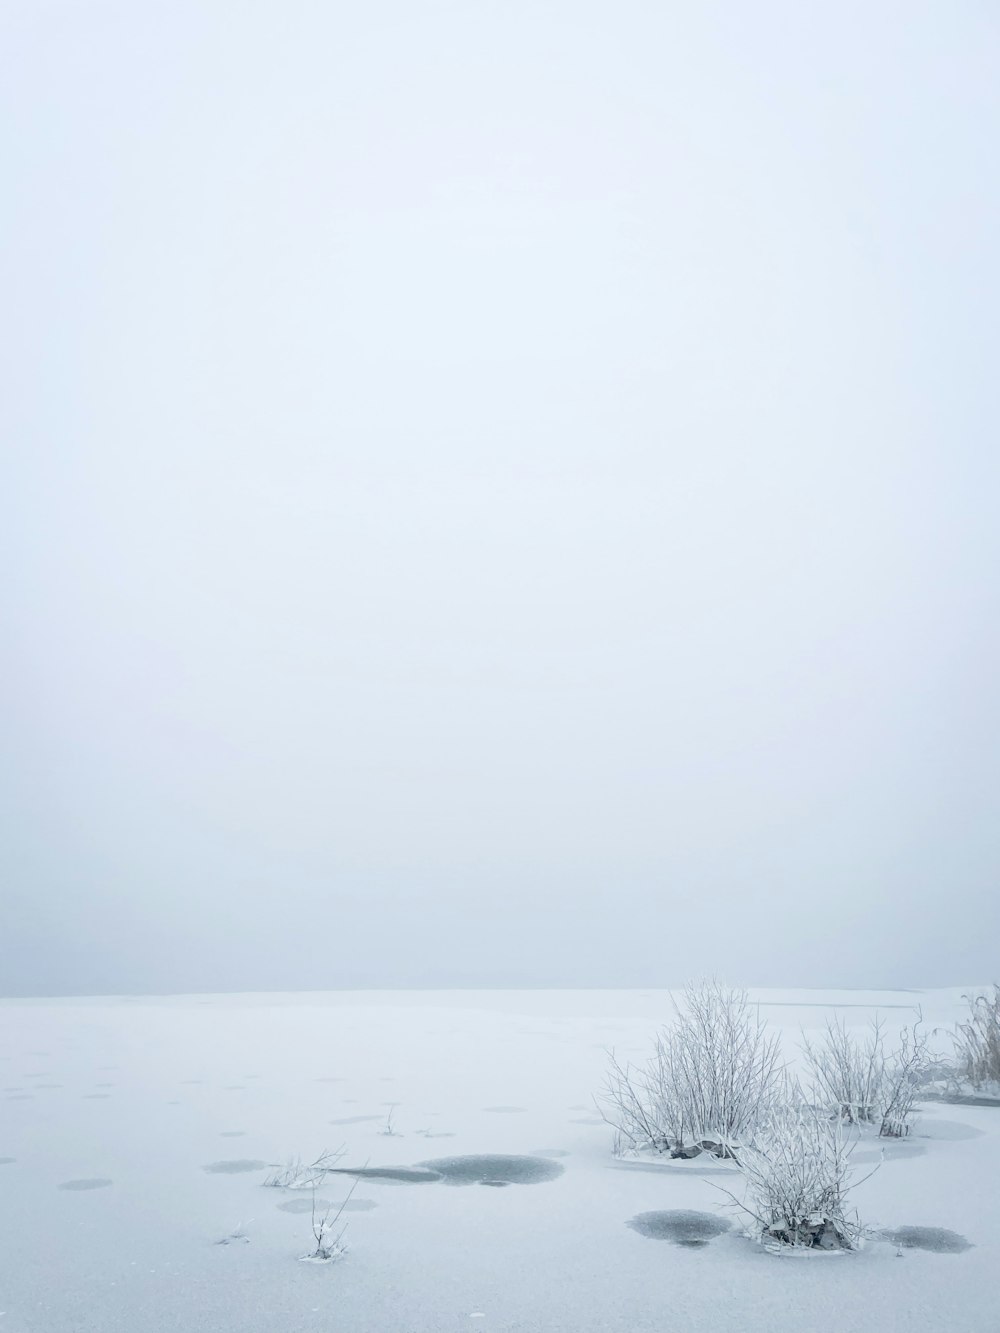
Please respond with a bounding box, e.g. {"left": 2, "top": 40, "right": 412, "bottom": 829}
{"left": 2, "top": 1, "right": 998, "bottom": 996}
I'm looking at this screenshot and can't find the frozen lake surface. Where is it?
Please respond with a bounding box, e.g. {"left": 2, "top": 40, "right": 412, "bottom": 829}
{"left": 0, "top": 987, "right": 995, "bottom": 1331}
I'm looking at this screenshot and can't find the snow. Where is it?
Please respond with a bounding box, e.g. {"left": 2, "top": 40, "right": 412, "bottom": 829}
{"left": 0, "top": 987, "right": 995, "bottom": 1331}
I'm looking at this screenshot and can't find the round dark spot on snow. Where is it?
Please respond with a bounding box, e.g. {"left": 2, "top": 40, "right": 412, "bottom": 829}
{"left": 59, "top": 1178, "right": 112, "bottom": 1191}
{"left": 277, "top": 1196, "right": 377, "bottom": 1214}
{"left": 202, "top": 1159, "right": 268, "bottom": 1174}
{"left": 0, "top": 1156, "right": 16, "bottom": 1164}
{"left": 627, "top": 1210, "right": 730, "bottom": 1247}
{"left": 883, "top": 1226, "right": 973, "bottom": 1254}
{"left": 483, "top": 1106, "right": 526, "bottom": 1114}
{"left": 418, "top": 1154, "right": 565, "bottom": 1186}
{"left": 327, "top": 1166, "right": 442, "bottom": 1184}
{"left": 330, "top": 1115, "right": 381, "bottom": 1125}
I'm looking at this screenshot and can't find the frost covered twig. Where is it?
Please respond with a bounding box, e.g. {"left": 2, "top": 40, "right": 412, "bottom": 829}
{"left": 301, "top": 1175, "right": 361, "bottom": 1262}
{"left": 263, "top": 1147, "right": 345, "bottom": 1190}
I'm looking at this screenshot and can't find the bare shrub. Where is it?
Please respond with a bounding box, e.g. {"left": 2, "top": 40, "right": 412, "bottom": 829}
{"left": 801, "top": 1015, "right": 929, "bottom": 1138}
{"left": 721, "top": 1105, "right": 875, "bottom": 1250}
{"left": 264, "top": 1148, "right": 344, "bottom": 1190}
{"left": 953, "top": 986, "right": 1000, "bottom": 1090}
{"left": 600, "top": 981, "right": 783, "bottom": 1157}
{"left": 800, "top": 1017, "right": 885, "bottom": 1125}
{"left": 878, "top": 1019, "right": 930, "bottom": 1137}
{"left": 300, "top": 1180, "right": 357, "bottom": 1263}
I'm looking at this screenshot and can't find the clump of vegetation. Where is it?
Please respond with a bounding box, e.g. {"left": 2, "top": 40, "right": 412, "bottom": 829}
{"left": 263, "top": 1148, "right": 344, "bottom": 1190}
{"left": 300, "top": 1183, "right": 357, "bottom": 1263}
{"left": 953, "top": 986, "right": 1000, "bottom": 1090}
{"left": 800, "top": 1014, "right": 929, "bottom": 1137}
{"left": 720, "top": 1105, "right": 876, "bottom": 1251}
{"left": 600, "top": 980, "right": 784, "bottom": 1159}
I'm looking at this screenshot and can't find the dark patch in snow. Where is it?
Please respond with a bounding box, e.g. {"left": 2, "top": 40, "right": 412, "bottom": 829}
{"left": 0, "top": 1157, "right": 16, "bottom": 1164}
{"left": 277, "top": 1196, "right": 377, "bottom": 1214}
{"left": 6, "top": 1094, "right": 33, "bottom": 1100}
{"left": 35, "top": 1083, "right": 63, "bottom": 1089}
{"left": 224, "top": 1085, "right": 246, "bottom": 1091}
{"left": 329, "top": 1115, "right": 382, "bottom": 1125}
{"left": 418, "top": 1154, "right": 565, "bottom": 1186}
{"left": 203, "top": 1159, "right": 268, "bottom": 1174}
{"left": 327, "top": 1166, "right": 442, "bottom": 1184}
{"left": 59, "top": 1178, "right": 112, "bottom": 1191}
{"left": 627, "top": 1210, "right": 730, "bottom": 1247}
{"left": 220, "top": 1131, "right": 246, "bottom": 1138}
{"left": 917, "top": 1091, "right": 1000, "bottom": 1108}
{"left": 916, "top": 1120, "right": 985, "bottom": 1141}
{"left": 83, "top": 1093, "right": 110, "bottom": 1099}
{"left": 883, "top": 1226, "right": 973, "bottom": 1253}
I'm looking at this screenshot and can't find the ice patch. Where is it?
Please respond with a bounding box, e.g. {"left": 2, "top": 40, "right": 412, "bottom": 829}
{"left": 627, "top": 1210, "right": 730, "bottom": 1247}
{"left": 883, "top": 1226, "right": 973, "bottom": 1253}
{"left": 418, "top": 1154, "right": 565, "bottom": 1186}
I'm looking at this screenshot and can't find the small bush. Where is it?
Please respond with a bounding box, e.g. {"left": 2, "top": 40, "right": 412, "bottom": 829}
{"left": 800, "top": 1015, "right": 929, "bottom": 1138}
{"left": 723, "top": 1105, "right": 874, "bottom": 1251}
{"left": 800, "top": 1018, "right": 886, "bottom": 1125}
{"left": 600, "top": 981, "right": 784, "bottom": 1157}
{"left": 953, "top": 986, "right": 1000, "bottom": 1090}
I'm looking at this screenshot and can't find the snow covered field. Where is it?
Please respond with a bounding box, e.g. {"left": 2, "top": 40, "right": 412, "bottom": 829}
{"left": 1, "top": 987, "right": 996, "bottom": 1332}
